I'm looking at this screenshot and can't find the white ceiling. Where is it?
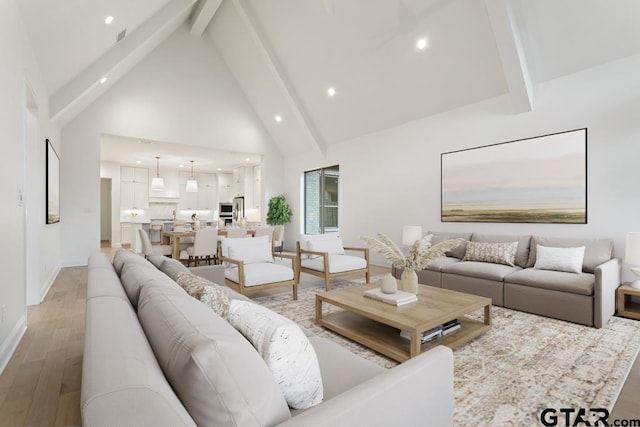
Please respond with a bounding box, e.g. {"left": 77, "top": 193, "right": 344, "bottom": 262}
{"left": 17, "top": 0, "right": 640, "bottom": 158}
{"left": 100, "top": 134, "right": 261, "bottom": 173}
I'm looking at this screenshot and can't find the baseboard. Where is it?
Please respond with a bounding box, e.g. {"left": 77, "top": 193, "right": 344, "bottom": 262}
{"left": 40, "top": 265, "right": 61, "bottom": 303}
{"left": 111, "top": 243, "right": 122, "bottom": 248}
{"left": 0, "top": 315, "right": 27, "bottom": 375}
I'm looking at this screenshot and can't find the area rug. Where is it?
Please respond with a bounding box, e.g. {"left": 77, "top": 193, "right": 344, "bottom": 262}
{"left": 253, "top": 276, "right": 640, "bottom": 426}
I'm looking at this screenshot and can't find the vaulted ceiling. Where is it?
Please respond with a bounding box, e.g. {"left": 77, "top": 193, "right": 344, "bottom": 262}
{"left": 17, "top": 0, "right": 640, "bottom": 158}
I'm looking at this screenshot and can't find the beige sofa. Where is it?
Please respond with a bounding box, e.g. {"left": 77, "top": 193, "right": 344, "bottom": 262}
{"left": 82, "top": 250, "right": 454, "bottom": 426}
{"left": 394, "top": 232, "right": 620, "bottom": 328}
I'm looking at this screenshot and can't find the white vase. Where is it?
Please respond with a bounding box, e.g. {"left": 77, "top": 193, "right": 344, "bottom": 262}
{"left": 400, "top": 269, "right": 418, "bottom": 294}
{"left": 380, "top": 273, "right": 398, "bottom": 294}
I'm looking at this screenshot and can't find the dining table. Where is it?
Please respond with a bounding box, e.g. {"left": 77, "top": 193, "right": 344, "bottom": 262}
{"left": 162, "top": 229, "right": 257, "bottom": 259}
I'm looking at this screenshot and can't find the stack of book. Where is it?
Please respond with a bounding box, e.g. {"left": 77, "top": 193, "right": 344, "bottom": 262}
{"left": 363, "top": 288, "right": 418, "bottom": 306}
{"left": 400, "top": 319, "right": 461, "bottom": 343}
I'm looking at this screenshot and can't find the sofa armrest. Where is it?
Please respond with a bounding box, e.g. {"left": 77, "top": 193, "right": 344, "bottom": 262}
{"left": 594, "top": 258, "right": 621, "bottom": 328}
{"left": 189, "top": 264, "right": 225, "bottom": 286}
{"left": 277, "top": 346, "right": 453, "bottom": 427}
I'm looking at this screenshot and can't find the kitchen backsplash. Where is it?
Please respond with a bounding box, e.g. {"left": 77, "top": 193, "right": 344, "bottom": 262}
{"left": 120, "top": 203, "right": 217, "bottom": 222}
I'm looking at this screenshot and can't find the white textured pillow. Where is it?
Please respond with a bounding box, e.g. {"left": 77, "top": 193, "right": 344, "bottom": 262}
{"left": 534, "top": 245, "right": 585, "bottom": 274}
{"left": 222, "top": 235, "right": 271, "bottom": 267}
{"left": 463, "top": 241, "right": 518, "bottom": 266}
{"left": 227, "top": 300, "right": 323, "bottom": 410}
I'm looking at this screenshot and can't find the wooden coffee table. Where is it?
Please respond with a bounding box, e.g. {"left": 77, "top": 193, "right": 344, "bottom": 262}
{"left": 315, "top": 283, "right": 491, "bottom": 362}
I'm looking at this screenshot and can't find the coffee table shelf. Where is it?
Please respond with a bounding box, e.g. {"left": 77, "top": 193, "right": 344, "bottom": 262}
{"left": 316, "top": 284, "right": 491, "bottom": 363}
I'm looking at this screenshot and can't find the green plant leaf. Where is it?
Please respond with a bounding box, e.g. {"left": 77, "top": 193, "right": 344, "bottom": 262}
{"left": 266, "top": 195, "right": 292, "bottom": 225}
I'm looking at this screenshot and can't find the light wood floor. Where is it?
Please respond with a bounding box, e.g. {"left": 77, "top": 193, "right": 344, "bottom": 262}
{"left": 0, "top": 246, "right": 637, "bottom": 425}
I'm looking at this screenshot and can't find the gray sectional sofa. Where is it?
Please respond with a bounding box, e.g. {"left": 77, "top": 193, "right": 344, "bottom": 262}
{"left": 394, "top": 232, "right": 620, "bottom": 328}
{"left": 82, "top": 250, "right": 454, "bottom": 426}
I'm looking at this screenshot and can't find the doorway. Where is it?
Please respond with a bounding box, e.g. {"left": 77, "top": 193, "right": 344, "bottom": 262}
{"left": 100, "top": 178, "right": 112, "bottom": 244}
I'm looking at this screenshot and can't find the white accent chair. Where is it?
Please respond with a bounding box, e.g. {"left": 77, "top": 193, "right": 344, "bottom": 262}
{"left": 138, "top": 228, "right": 172, "bottom": 259}
{"left": 220, "top": 235, "right": 299, "bottom": 300}
{"left": 297, "top": 234, "right": 370, "bottom": 291}
{"left": 185, "top": 228, "right": 218, "bottom": 267}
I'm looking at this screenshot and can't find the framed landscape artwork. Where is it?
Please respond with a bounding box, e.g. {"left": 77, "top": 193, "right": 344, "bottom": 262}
{"left": 46, "top": 139, "right": 60, "bottom": 224}
{"left": 441, "top": 128, "right": 587, "bottom": 223}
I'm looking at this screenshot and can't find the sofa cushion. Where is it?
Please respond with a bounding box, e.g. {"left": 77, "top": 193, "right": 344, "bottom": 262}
{"left": 137, "top": 285, "right": 291, "bottom": 426}
{"left": 429, "top": 232, "right": 471, "bottom": 259}
{"left": 526, "top": 236, "right": 614, "bottom": 273}
{"left": 301, "top": 254, "right": 367, "bottom": 274}
{"left": 470, "top": 233, "right": 531, "bottom": 268}
{"left": 424, "top": 256, "right": 460, "bottom": 272}
{"left": 113, "top": 249, "right": 148, "bottom": 275}
{"left": 534, "top": 245, "right": 585, "bottom": 274}
{"left": 225, "top": 263, "right": 294, "bottom": 287}
{"left": 462, "top": 241, "right": 518, "bottom": 266}
{"left": 227, "top": 300, "right": 323, "bottom": 410}
{"left": 441, "top": 261, "right": 521, "bottom": 281}
{"left": 176, "top": 272, "right": 231, "bottom": 318}
{"left": 119, "top": 260, "right": 178, "bottom": 308}
{"left": 504, "top": 268, "right": 594, "bottom": 296}
{"left": 87, "top": 266, "right": 130, "bottom": 302}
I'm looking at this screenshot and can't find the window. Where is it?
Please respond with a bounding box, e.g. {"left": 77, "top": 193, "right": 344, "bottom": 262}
{"left": 304, "top": 165, "right": 339, "bottom": 234}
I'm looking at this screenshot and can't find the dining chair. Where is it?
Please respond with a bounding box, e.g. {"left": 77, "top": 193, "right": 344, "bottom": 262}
{"left": 186, "top": 228, "right": 218, "bottom": 267}
{"left": 225, "top": 228, "right": 249, "bottom": 238}
{"left": 138, "top": 228, "right": 172, "bottom": 259}
{"left": 148, "top": 221, "right": 164, "bottom": 244}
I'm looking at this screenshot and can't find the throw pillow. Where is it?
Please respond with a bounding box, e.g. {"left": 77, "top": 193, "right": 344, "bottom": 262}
{"left": 533, "top": 245, "right": 586, "bottom": 274}
{"left": 462, "top": 241, "right": 518, "bottom": 266}
{"left": 221, "top": 235, "right": 271, "bottom": 267}
{"left": 227, "top": 300, "right": 323, "bottom": 410}
{"left": 176, "top": 272, "right": 231, "bottom": 319}
{"left": 159, "top": 257, "right": 190, "bottom": 281}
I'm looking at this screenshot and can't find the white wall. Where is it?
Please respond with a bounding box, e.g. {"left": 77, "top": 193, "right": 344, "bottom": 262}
{"left": 0, "top": 0, "right": 61, "bottom": 372}
{"left": 283, "top": 53, "right": 640, "bottom": 281}
{"left": 61, "top": 24, "right": 284, "bottom": 265}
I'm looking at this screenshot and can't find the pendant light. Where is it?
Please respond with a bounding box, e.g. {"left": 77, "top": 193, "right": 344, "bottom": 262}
{"left": 151, "top": 156, "right": 165, "bottom": 190}
{"left": 186, "top": 160, "right": 198, "bottom": 193}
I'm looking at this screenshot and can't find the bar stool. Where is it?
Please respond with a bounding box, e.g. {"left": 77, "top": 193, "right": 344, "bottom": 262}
{"left": 149, "top": 221, "right": 164, "bottom": 244}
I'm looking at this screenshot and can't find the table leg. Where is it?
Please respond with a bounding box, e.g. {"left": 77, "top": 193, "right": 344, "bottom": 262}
{"left": 172, "top": 236, "right": 181, "bottom": 260}
{"left": 315, "top": 297, "right": 323, "bottom": 323}
{"left": 484, "top": 304, "right": 492, "bottom": 326}
{"left": 410, "top": 330, "right": 421, "bottom": 358}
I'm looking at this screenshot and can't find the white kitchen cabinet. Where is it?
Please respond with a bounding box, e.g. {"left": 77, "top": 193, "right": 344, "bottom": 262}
{"left": 178, "top": 172, "right": 217, "bottom": 210}
{"left": 217, "top": 173, "right": 232, "bottom": 203}
{"left": 252, "top": 165, "right": 261, "bottom": 210}
{"left": 120, "top": 222, "right": 131, "bottom": 245}
{"left": 121, "top": 167, "right": 149, "bottom": 209}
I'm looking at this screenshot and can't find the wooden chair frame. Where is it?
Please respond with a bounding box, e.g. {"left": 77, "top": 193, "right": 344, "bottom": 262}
{"left": 221, "top": 252, "right": 299, "bottom": 300}
{"left": 296, "top": 242, "right": 370, "bottom": 291}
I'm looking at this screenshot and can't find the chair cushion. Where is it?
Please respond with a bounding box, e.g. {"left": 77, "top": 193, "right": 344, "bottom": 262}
{"left": 176, "top": 272, "right": 231, "bottom": 319}
{"left": 221, "top": 235, "right": 271, "bottom": 266}
{"left": 441, "top": 261, "right": 521, "bottom": 281}
{"left": 504, "top": 268, "right": 594, "bottom": 296}
{"left": 299, "top": 233, "right": 341, "bottom": 259}
{"left": 301, "top": 254, "right": 367, "bottom": 274}
{"left": 227, "top": 300, "right": 323, "bottom": 409}
{"left": 307, "top": 237, "right": 345, "bottom": 257}
{"left": 228, "top": 239, "right": 274, "bottom": 265}
{"left": 462, "top": 241, "right": 518, "bottom": 266}
{"left": 533, "top": 245, "right": 585, "bottom": 274}
{"left": 137, "top": 285, "right": 291, "bottom": 426}
{"left": 470, "top": 233, "right": 532, "bottom": 268}
{"left": 526, "top": 236, "right": 613, "bottom": 273}
{"left": 225, "top": 263, "right": 294, "bottom": 287}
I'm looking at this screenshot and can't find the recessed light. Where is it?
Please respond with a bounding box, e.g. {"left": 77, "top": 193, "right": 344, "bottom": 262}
{"left": 105, "top": 16, "right": 114, "bottom": 25}
{"left": 327, "top": 87, "right": 336, "bottom": 97}
{"left": 275, "top": 115, "right": 282, "bottom": 123}
{"left": 179, "top": 164, "right": 185, "bottom": 168}
{"left": 245, "top": 157, "right": 251, "bottom": 161}
{"left": 217, "top": 168, "right": 222, "bottom": 171}
{"left": 99, "top": 77, "right": 107, "bottom": 84}
{"left": 136, "top": 160, "right": 142, "bottom": 164}
{"left": 416, "top": 38, "right": 428, "bottom": 50}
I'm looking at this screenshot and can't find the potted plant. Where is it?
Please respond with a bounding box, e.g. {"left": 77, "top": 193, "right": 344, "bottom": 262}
{"left": 266, "top": 195, "right": 292, "bottom": 226}
{"left": 266, "top": 195, "right": 292, "bottom": 252}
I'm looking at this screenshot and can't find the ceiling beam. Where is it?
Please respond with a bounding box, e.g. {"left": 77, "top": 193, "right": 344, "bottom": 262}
{"left": 50, "top": 0, "right": 197, "bottom": 127}
{"left": 485, "top": 0, "right": 533, "bottom": 113}
{"left": 232, "top": 0, "right": 326, "bottom": 157}
{"left": 190, "top": 0, "right": 223, "bottom": 36}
